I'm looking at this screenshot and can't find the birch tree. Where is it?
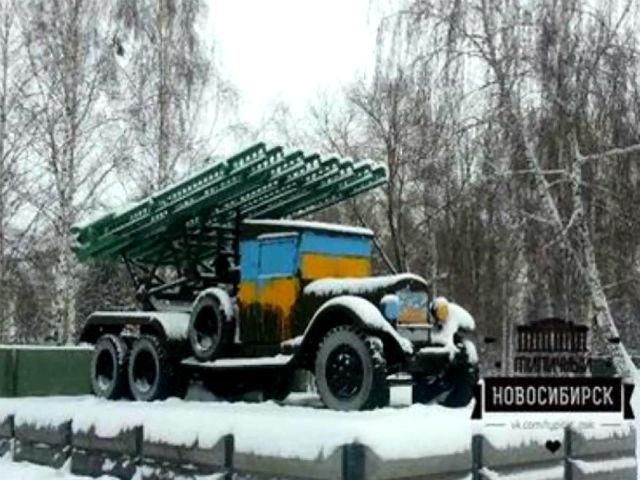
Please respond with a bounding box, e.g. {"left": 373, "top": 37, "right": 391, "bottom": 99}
{"left": 345, "top": 0, "right": 640, "bottom": 376}
{"left": 20, "top": 0, "right": 122, "bottom": 344}
{"left": 0, "top": 0, "right": 34, "bottom": 341}
{"left": 112, "top": 0, "right": 235, "bottom": 193}
{"left": 422, "top": 0, "right": 639, "bottom": 375}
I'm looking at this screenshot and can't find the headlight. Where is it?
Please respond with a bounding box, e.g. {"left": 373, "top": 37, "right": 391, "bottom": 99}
{"left": 430, "top": 297, "right": 449, "bottom": 323}
{"left": 380, "top": 294, "right": 400, "bottom": 322}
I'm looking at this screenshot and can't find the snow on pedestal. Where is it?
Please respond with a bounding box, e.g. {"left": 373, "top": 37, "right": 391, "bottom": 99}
{"left": 0, "top": 393, "right": 636, "bottom": 479}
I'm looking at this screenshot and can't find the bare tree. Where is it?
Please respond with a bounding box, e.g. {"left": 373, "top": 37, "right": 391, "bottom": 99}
{"left": 0, "top": 0, "right": 36, "bottom": 341}
{"left": 19, "top": 0, "right": 123, "bottom": 344}
{"left": 112, "top": 0, "right": 236, "bottom": 193}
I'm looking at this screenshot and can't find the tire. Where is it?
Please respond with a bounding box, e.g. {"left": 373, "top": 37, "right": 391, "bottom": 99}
{"left": 412, "top": 376, "right": 448, "bottom": 404}
{"left": 128, "top": 335, "right": 180, "bottom": 401}
{"left": 91, "top": 334, "right": 129, "bottom": 400}
{"left": 188, "top": 294, "right": 234, "bottom": 362}
{"left": 315, "top": 326, "right": 389, "bottom": 411}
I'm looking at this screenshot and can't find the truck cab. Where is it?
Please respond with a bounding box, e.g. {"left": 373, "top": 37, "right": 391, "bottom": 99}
{"left": 237, "top": 219, "right": 373, "bottom": 345}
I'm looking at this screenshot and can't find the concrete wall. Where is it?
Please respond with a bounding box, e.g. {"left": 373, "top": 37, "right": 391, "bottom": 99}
{"left": 0, "top": 411, "right": 635, "bottom": 480}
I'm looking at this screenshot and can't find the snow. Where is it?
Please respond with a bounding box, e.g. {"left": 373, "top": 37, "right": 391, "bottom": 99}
{"left": 257, "top": 232, "right": 299, "bottom": 240}
{"left": 195, "top": 288, "right": 235, "bottom": 321}
{"left": 152, "top": 312, "right": 190, "bottom": 341}
{"left": 182, "top": 355, "right": 293, "bottom": 368}
{"left": 418, "top": 344, "right": 458, "bottom": 359}
{"left": 0, "top": 457, "right": 116, "bottom": 480}
{"left": 91, "top": 311, "right": 190, "bottom": 340}
{"left": 0, "top": 345, "right": 93, "bottom": 351}
{"left": 480, "top": 465, "right": 563, "bottom": 480}
{"left": 0, "top": 393, "right": 636, "bottom": 466}
{"left": 304, "top": 273, "right": 428, "bottom": 296}
{"left": 243, "top": 218, "right": 373, "bottom": 236}
{"left": 572, "top": 456, "right": 636, "bottom": 474}
{"left": 308, "top": 296, "right": 414, "bottom": 354}
{"left": 431, "top": 300, "right": 476, "bottom": 351}
{"left": 280, "top": 335, "right": 303, "bottom": 349}
{"left": 380, "top": 293, "right": 399, "bottom": 304}
{"left": 0, "top": 394, "right": 472, "bottom": 460}
{"left": 463, "top": 339, "right": 479, "bottom": 364}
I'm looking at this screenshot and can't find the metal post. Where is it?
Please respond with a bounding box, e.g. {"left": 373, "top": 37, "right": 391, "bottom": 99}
{"left": 223, "top": 434, "right": 234, "bottom": 480}
{"left": 134, "top": 426, "right": 143, "bottom": 467}
{"left": 564, "top": 426, "right": 572, "bottom": 480}
{"left": 342, "top": 442, "right": 365, "bottom": 480}
{"left": 471, "top": 434, "right": 483, "bottom": 480}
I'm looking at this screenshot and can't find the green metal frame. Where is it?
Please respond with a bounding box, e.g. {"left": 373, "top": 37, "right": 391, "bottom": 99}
{"left": 72, "top": 142, "right": 387, "bottom": 266}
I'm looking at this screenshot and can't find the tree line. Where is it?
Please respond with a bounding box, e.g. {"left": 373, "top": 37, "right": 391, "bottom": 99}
{"left": 268, "top": 0, "right": 640, "bottom": 376}
{"left": 0, "top": 0, "right": 236, "bottom": 344}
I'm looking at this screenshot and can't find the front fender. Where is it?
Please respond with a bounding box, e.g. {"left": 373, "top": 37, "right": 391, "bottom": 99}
{"left": 193, "top": 287, "right": 235, "bottom": 322}
{"left": 296, "top": 296, "right": 413, "bottom": 366}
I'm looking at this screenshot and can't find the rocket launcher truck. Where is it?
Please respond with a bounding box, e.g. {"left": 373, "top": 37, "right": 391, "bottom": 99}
{"left": 72, "top": 142, "right": 479, "bottom": 410}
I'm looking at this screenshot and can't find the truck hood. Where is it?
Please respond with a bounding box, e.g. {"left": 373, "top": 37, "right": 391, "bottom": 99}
{"left": 303, "top": 273, "right": 429, "bottom": 297}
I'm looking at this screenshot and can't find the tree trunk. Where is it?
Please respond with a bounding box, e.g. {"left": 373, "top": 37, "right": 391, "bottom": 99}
{"left": 0, "top": 8, "right": 9, "bottom": 340}
{"left": 53, "top": 221, "right": 77, "bottom": 344}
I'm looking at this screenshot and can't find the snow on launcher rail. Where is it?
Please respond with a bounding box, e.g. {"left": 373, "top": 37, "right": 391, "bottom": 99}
{"left": 70, "top": 142, "right": 388, "bottom": 263}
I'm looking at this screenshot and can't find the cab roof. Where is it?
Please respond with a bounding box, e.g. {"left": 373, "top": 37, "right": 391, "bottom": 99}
{"left": 242, "top": 219, "right": 373, "bottom": 239}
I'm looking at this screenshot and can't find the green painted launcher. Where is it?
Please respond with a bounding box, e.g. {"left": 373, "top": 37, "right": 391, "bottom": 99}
{"left": 71, "top": 142, "right": 388, "bottom": 267}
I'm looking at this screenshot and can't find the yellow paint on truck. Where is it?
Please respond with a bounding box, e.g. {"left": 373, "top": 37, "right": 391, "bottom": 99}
{"left": 301, "top": 253, "right": 370, "bottom": 279}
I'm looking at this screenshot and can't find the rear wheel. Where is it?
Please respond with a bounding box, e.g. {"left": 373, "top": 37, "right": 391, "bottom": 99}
{"left": 315, "top": 326, "right": 389, "bottom": 411}
{"left": 91, "top": 334, "right": 129, "bottom": 400}
{"left": 128, "top": 335, "right": 182, "bottom": 401}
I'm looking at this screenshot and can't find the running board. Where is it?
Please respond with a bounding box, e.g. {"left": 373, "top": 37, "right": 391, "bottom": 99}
{"left": 182, "top": 355, "right": 293, "bottom": 370}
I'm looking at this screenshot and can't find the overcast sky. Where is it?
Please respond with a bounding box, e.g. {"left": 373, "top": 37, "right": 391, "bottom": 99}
{"left": 207, "top": 0, "right": 379, "bottom": 125}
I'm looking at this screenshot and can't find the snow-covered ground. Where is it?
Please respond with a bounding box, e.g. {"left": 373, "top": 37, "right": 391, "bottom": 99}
{"left": 0, "top": 456, "right": 227, "bottom": 480}
{"left": 0, "top": 456, "right": 116, "bottom": 480}
{"left": 0, "top": 385, "right": 634, "bottom": 462}
{"left": 0, "top": 382, "right": 636, "bottom": 478}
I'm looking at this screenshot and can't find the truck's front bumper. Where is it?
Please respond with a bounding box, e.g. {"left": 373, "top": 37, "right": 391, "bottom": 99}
{"left": 405, "top": 346, "right": 454, "bottom": 375}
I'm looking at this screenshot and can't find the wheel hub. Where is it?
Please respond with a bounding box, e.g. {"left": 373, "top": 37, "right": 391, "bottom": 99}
{"left": 326, "top": 344, "right": 364, "bottom": 400}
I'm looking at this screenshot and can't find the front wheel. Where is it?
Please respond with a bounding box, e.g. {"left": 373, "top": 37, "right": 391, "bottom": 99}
{"left": 440, "top": 363, "right": 479, "bottom": 407}
{"left": 188, "top": 294, "right": 233, "bottom": 362}
{"left": 315, "top": 326, "right": 389, "bottom": 411}
{"left": 414, "top": 363, "right": 479, "bottom": 407}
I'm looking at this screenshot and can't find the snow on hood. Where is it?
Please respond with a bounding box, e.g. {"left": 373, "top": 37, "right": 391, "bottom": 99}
{"left": 304, "top": 273, "right": 428, "bottom": 297}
